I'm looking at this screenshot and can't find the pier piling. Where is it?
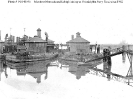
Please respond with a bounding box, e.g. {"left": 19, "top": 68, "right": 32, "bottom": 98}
{"left": 103, "top": 48, "right": 112, "bottom": 80}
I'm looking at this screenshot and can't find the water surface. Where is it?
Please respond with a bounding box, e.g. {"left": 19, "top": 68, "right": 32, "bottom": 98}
{"left": 0, "top": 55, "right": 132, "bottom": 99}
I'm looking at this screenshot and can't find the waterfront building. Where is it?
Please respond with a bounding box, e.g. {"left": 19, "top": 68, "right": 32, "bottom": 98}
{"left": 2, "top": 28, "right": 55, "bottom": 54}
{"left": 25, "top": 28, "right": 47, "bottom": 54}
{"left": 16, "top": 61, "right": 48, "bottom": 83}
{"left": 66, "top": 32, "right": 90, "bottom": 54}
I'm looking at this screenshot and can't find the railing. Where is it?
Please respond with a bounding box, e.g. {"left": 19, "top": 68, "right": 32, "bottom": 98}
{"left": 88, "top": 67, "right": 132, "bottom": 86}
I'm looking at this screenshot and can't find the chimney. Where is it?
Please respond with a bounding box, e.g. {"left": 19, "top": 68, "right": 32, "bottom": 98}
{"left": 76, "top": 32, "right": 81, "bottom": 38}
{"left": 37, "top": 28, "right": 41, "bottom": 38}
{"left": 0, "top": 30, "right": 1, "bottom": 40}
{"left": 71, "top": 35, "right": 74, "bottom": 40}
{"left": 5, "top": 34, "right": 8, "bottom": 42}
{"left": 16, "top": 37, "right": 19, "bottom": 43}
{"left": 12, "top": 36, "right": 15, "bottom": 42}
{"left": 10, "top": 35, "right": 13, "bottom": 42}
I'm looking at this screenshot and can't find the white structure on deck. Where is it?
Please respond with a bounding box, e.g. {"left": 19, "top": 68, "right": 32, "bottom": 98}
{"left": 66, "top": 32, "right": 90, "bottom": 54}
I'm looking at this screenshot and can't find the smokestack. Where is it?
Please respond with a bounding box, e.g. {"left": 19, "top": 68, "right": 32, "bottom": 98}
{"left": 45, "top": 32, "right": 48, "bottom": 42}
{"left": 71, "top": 35, "right": 74, "bottom": 40}
{"left": 0, "top": 30, "right": 1, "bottom": 40}
{"left": 10, "top": 35, "right": 13, "bottom": 42}
{"left": 76, "top": 32, "right": 81, "bottom": 38}
{"left": 12, "top": 36, "right": 15, "bottom": 42}
{"left": 23, "top": 35, "right": 28, "bottom": 41}
{"left": 5, "top": 34, "right": 8, "bottom": 42}
{"left": 37, "top": 28, "right": 41, "bottom": 38}
{"left": 16, "top": 37, "right": 19, "bottom": 43}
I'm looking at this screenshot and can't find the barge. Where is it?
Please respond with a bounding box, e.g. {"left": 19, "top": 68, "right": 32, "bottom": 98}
{"left": 59, "top": 52, "right": 103, "bottom": 67}
{"left": 6, "top": 52, "right": 58, "bottom": 63}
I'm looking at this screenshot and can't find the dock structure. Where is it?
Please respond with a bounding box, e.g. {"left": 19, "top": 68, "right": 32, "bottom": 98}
{"left": 78, "top": 45, "right": 133, "bottom": 86}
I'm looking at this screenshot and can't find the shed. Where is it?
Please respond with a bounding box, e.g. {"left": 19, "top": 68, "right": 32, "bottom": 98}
{"left": 66, "top": 32, "right": 90, "bottom": 54}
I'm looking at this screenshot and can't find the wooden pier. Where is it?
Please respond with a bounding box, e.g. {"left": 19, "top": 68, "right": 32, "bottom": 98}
{"left": 78, "top": 45, "right": 133, "bottom": 86}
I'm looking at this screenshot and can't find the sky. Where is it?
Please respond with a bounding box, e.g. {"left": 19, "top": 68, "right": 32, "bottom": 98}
{"left": 0, "top": 0, "right": 133, "bottom": 44}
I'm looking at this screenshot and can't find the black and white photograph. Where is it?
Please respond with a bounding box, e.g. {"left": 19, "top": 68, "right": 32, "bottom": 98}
{"left": 0, "top": 0, "right": 133, "bottom": 99}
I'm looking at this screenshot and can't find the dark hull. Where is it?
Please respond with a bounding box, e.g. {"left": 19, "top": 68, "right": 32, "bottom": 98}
{"left": 6, "top": 53, "right": 58, "bottom": 63}
{"left": 59, "top": 53, "right": 103, "bottom": 67}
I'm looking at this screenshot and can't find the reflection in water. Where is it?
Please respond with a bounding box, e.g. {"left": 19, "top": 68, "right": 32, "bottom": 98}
{"left": 0, "top": 61, "right": 3, "bottom": 81}
{"left": 69, "top": 65, "right": 90, "bottom": 79}
{"left": 0, "top": 61, "right": 8, "bottom": 80}
{"left": 1, "top": 60, "right": 54, "bottom": 83}
{"left": 0, "top": 58, "right": 94, "bottom": 83}
{"left": 59, "top": 60, "right": 90, "bottom": 79}
{"left": 3, "top": 62, "right": 8, "bottom": 78}
{"left": 16, "top": 61, "right": 49, "bottom": 83}
{"left": 0, "top": 56, "right": 132, "bottom": 99}
{"left": 0, "top": 55, "right": 103, "bottom": 84}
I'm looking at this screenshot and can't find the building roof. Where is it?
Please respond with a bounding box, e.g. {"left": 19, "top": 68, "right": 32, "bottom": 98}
{"left": 67, "top": 37, "right": 90, "bottom": 43}
{"left": 44, "top": 39, "right": 54, "bottom": 44}
{"left": 67, "top": 32, "right": 90, "bottom": 43}
{"left": 25, "top": 36, "right": 46, "bottom": 43}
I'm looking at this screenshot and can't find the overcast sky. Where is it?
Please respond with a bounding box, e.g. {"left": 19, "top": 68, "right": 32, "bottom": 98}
{"left": 0, "top": 0, "right": 133, "bottom": 44}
